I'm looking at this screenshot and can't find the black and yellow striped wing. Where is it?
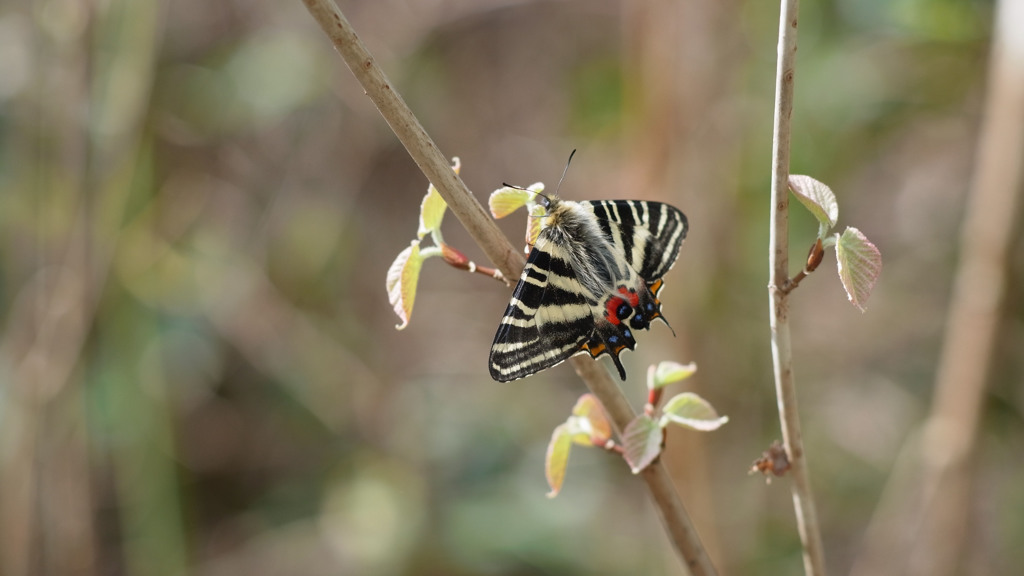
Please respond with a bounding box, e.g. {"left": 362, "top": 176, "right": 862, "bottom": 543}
{"left": 586, "top": 200, "right": 688, "bottom": 283}
{"left": 488, "top": 198, "right": 687, "bottom": 382}
{"left": 488, "top": 238, "right": 596, "bottom": 382}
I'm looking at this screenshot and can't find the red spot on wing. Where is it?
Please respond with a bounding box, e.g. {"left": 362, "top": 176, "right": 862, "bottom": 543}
{"left": 617, "top": 286, "right": 640, "bottom": 307}
{"left": 605, "top": 286, "right": 642, "bottom": 325}
{"left": 604, "top": 296, "right": 626, "bottom": 325}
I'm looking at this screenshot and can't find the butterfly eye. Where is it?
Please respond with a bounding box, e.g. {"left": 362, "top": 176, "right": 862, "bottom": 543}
{"left": 536, "top": 194, "right": 551, "bottom": 211}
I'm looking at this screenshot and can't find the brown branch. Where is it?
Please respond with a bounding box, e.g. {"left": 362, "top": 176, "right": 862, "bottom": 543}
{"left": 780, "top": 238, "right": 824, "bottom": 295}
{"left": 779, "top": 270, "right": 807, "bottom": 295}
{"left": 298, "top": 1, "right": 716, "bottom": 573}
{"left": 299, "top": 0, "right": 522, "bottom": 279}
{"left": 439, "top": 244, "right": 508, "bottom": 284}
{"left": 767, "top": 0, "right": 827, "bottom": 574}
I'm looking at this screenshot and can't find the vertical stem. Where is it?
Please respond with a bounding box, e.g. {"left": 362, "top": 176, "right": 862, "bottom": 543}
{"left": 768, "top": 1, "right": 827, "bottom": 575}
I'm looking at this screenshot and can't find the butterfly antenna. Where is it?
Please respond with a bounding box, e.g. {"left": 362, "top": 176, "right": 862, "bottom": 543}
{"left": 504, "top": 181, "right": 550, "bottom": 201}
{"left": 554, "top": 149, "right": 576, "bottom": 196}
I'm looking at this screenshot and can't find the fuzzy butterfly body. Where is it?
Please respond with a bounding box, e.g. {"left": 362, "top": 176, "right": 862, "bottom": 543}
{"left": 489, "top": 196, "right": 688, "bottom": 382}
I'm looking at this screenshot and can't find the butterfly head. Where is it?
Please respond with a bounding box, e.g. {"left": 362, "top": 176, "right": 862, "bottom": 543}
{"left": 531, "top": 190, "right": 561, "bottom": 213}
{"left": 529, "top": 192, "right": 572, "bottom": 233}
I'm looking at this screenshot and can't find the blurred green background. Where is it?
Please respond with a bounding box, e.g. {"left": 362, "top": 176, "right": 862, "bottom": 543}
{"left": 1, "top": 0, "right": 1019, "bottom": 575}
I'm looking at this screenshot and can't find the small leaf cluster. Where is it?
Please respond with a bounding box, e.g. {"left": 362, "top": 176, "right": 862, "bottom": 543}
{"left": 545, "top": 361, "right": 728, "bottom": 497}
{"left": 386, "top": 158, "right": 505, "bottom": 329}
{"left": 788, "top": 175, "right": 882, "bottom": 311}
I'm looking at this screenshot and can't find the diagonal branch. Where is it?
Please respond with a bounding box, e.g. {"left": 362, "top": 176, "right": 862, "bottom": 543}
{"left": 767, "top": 0, "right": 827, "bottom": 574}
{"left": 298, "top": 0, "right": 716, "bottom": 573}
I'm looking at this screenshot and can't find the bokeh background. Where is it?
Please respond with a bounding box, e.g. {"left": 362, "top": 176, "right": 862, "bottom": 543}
{"left": 1, "top": 0, "right": 1020, "bottom": 574}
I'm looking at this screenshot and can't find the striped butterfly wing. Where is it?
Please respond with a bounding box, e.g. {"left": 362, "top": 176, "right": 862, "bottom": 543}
{"left": 488, "top": 198, "right": 687, "bottom": 382}
{"left": 586, "top": 200, "right": 688, "bottom": 284}
{"left": 570, "top": 200, "right": 688, "bottom": 380}
{"left": 489, "top": 240, "right": 596, "bottom": 382}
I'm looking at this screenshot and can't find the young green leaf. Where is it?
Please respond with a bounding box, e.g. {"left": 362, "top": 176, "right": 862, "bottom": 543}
{"left": 489, "top": 183, "right": 546, "bottom": 218}
{"left": 489, "top": 187, "right": 530, "bottom": 219}
{"left": 659, "top": 392, "right": 729, "bottom": 431}
{"left": 622, "top": 414, "right": 663, "bottom": 474}
{"left": 648, "top": 361, "right": 698, "bottom": 390}
{"left": 418, "top": 158, "right": 460, "bottom": 239}
{"left": 562, "top": 416, "right": 595, "bottom": 446}
{"left": 789, "top": 175, "right": 839, "bottom": 233}
{"left": 571, "top": 393, "right": 612, "bottom": 445}
{"left": 418, "top": 186, "right": 447, "bottom": 239}
{"left": 385, "top": 240, "right": 423, "bottom": 330}
{"left": 489, "top": 187, "right": 533, "bottom": 219}
{"left": 545, "top": 423, "right": 573, "bottom": 498}
{"left": 836, "top": 226, "right": 882, "bottom": 312}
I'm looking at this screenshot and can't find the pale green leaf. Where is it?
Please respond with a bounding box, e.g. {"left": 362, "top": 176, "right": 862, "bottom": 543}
{"left": 385, "top": 240, "right": 423, "bottom": 330}
{"left": 545, "top": 423, "right": 573, "bottom": 498}
{"left": 570, "top": 393, "right": 612, "bottom": 445}
{"left": 564, "top": 416, "right": 596, "bottom": 446}
{"left": 836, "top": 226, "right": 882, "bottom": 312}
{"left": 489, "top": 182, "right": 546, "bottom": 219}
{"left": 622, "top": 414, "right": 663, "bottom": 474}
{"left": 659, "top": 392, "right": 729, "bottom": 431}
{"left": 649, "top": 361, "right": 698, "bottom": 390}
{"left": 417, "top": 158, "right": 459, "bottom": 238}
{"left": 417, "top": 186, "right": 447, "bottom": 239}
{"left": 571, "top": 393, "right": 601, "bottom": 417}
{"left": 789, "top": 175, "right": 839, "bottom": 232}
{"left": 489, "top": 187, "right": 533, "bottom": 219}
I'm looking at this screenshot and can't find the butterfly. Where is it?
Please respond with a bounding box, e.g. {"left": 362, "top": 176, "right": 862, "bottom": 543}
{"left": 488, "top": 191, "right": 687, "bottom": 382}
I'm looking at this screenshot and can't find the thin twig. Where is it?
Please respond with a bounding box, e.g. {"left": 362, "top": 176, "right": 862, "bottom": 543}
{"left": 438, "top": 244, "right": 509, "bottom": 283}
{"left": 299, "top": 0, "right": 522, "bottom": 279}
{"left": 779, "top": 270, "right": 807, "bottom": 294}
{"left": 767, "top": 0, "right": 827, "bottom": 575}
{"left": 780, "top": 238, "right": 824, "bottom": 294}
{"left": 298, "top": 1, "right": 716, "bottom": 573}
